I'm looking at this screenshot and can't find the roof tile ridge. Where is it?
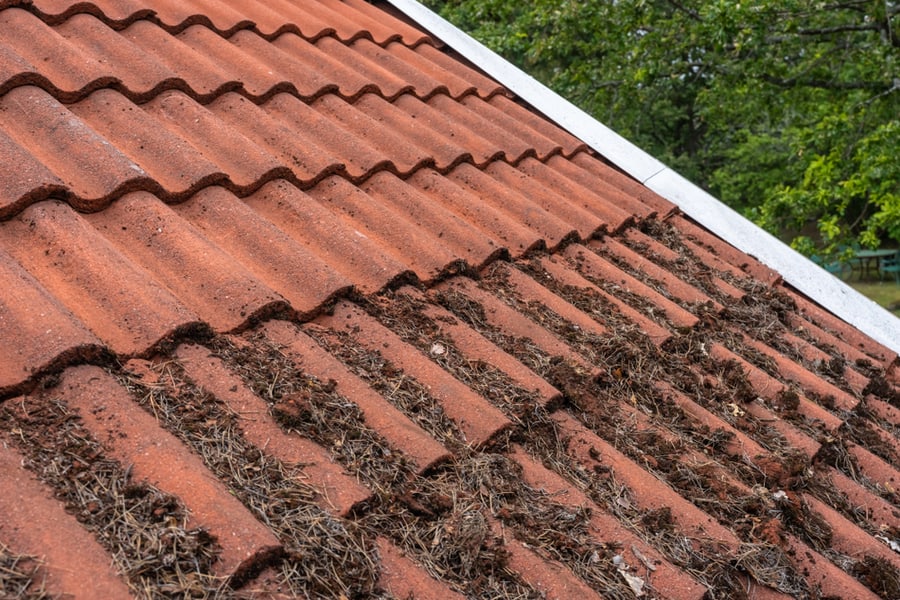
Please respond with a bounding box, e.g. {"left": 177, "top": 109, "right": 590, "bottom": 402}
{"left": 261, "top": 23, "right": 388, "bottom": 47}
{"left": 0, "top": 344, "right": 111, "bottom": 401}
{"left": 250, "top": 22, "right": 337, "bottom": 44}
{"left": 2, "top": 162, "right": 332, "bottom": 223}
{"left": 0, "top": 75, "right": 251, "bottom": 108}
{"left": 22, "top": 1, "right": 153, "bottom": 29}
{"left": 0, "top": 277, "right": 363, "bottom": 403}
{"left": 405, "top": 83, "right": 491, "bottom": 105}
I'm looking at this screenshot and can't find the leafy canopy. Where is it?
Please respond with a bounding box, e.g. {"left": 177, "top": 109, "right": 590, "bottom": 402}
{"left": 424, "top": 0, "right": 899, "bottom": 257}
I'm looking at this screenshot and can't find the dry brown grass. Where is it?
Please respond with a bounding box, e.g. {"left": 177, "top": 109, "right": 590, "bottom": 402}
{"left": 0, "top": 396, "right": 224, "bottom": 599}
{"left": 120, "top": 362, "right": 385, "bottom": 599}
{"left": 0, "top": 542, "right": 47, "bottom": 600}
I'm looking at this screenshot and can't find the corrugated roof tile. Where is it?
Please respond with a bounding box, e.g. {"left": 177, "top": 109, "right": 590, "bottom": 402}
{"left": 432, "top": 276, "right": 592, "bottom": 372}
{"left": 509, "top": 445, "right": 707, "bottom": 599}
{"left": 135, "top": 0, "right": 255, "bottom": 35}
{"left": 553, "top": 411, "right": 742, "bottom": 547}
{"left": 310, "top": 93, "right": 433, "bottom": 175}
{"left": 535, "top": 253, "right": 673, "bottom": 345}
{"left": 170, "top": 186, "right": 352, "bottom": 317}
{"left": 360, "top": 171, "right": 505, "bottom": 269}
{"left": 493, "top": 517, "right": 604, "bottom": 600}
{"left": 0, "top": 86, "right": 150, "bottom": 208}
{"left": 445, "top": 163, "right": 578, "bottom": 248}
{"left": 84, "top": 192, "right": 288, "bottom": 331}
{"left": 563, "top": 242, "right": 699, "bottom": 329}
{"left": 2, "top": 1, "right": 897, "bottom": 597}
{"left": 61, "top": 365, "right": 283, "bottom": 579}
{"left": 0, "top": 9, "right": 94, "bottom": 99}
{"left": 0, "top": 440, "right": 134, "bottom": 598}
{"left": 242, "top": 179, "right": 410, "bottom": 293}
{"left": 0, "top": 127, "right": 66, "bottom": 217}
{"left": 308, "top": 175, "right": 464, "bottom": 282}
{"left": 261, "top": 319, "right": 449, "bottom": 472}
{"left": 143, "top": 90, "right": 288, "bottom": 190}
{"left": 353, "top": 39, "right": 462, "bottom": 99}
{"left": 590, "top": 235, "right": 720, "bottom": 309}
{"left": 69, "top": 89, "right": 225, "bottom": 196}
{"left": 783, "top": 534, "right": 882, "bottom": 599}
{"left": 176, "top": 343, "right": 372, "bottom": 515}
{"left": 671, "top": 214, "right": 782, "bottom": 285}
{"left": 396, "top": 285, "right": 561, "bottom": 406}
{"left": 30, "top": 0, "right": 153, "bottom": 25}
{"left": 121, "top": 19, "right": 239, "bottom": 99}
{"left": 415, "top": 42, "right": 507, "bottom": 98}
{"left": 804, "top": 493, "right": 900, "bottom": 571}
{"left": 0, "top": 200, "right": 199, "bottom": 355}
{"left": 376, "top": 537, "right": 467, "bottom": 599}
{"left": 571, "top": 152, "right": 679, "bottom": 217}
{"left": 489, "top": 95, "right": 587, "bottom": 156}
{"left": 791, "top": 292, "right": 897, "bottom": 368}
{"left": 0, "top": 246, "right": 103, "bottom": 393}
{"left": 407, "top": 168, "right": 544, "bottom": 256}
{"left": 485, "top": 160, "right": 603, "bottom": 239}
{"left": 314, "top": 300, "right": 512, "bottom": 447}
{"left": 517, "top": 157, "right": 635, "bottom": 232}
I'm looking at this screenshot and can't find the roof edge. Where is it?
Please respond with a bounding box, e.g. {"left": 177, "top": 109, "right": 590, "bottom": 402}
{"left": 385, "top": 0, "right": 900, "bottom": 355}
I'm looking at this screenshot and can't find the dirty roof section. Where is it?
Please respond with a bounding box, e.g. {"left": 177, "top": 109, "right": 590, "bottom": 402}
{"left": 0, "top": 1, "right": 898, "bottom": 598}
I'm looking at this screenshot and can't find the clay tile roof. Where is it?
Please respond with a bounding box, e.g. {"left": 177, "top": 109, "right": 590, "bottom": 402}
{"left": 0, "top": 1, "right": 898, "bottom": 599}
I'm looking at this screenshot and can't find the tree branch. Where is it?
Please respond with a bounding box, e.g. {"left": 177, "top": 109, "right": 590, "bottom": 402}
{"left": 796, "top": 23, "right": 882, "bottom": 36}
{"left": 664, "top": 0, "right": 701, "bottom": 21}
{"left": 760, "top": 74, "right": 891, "bottom": 91}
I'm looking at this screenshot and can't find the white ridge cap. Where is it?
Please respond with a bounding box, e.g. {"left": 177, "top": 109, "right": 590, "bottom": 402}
{"left": 387, "top": 0, "right": 900, "bottom": 355}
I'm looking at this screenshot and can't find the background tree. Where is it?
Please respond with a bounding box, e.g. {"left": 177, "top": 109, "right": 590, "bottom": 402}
{"left": 424, "top": 0, "right": 899, "bottom": 258}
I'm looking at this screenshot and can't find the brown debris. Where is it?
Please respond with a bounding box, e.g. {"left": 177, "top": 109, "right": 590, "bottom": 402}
{"left": 0, "top": 395, "right": 223, "bottom": 598}
{"left": 0, "top": 542, "right": 46, "bottom": 600}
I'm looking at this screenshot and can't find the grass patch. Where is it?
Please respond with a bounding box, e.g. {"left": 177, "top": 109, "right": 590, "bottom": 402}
{"left": 847, "top": 280, "right": 900, "bottom": 314}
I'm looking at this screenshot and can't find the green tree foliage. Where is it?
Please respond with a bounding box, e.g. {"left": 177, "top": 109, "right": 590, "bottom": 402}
{"left": 424, "top": 0, "right": 899, "bottom": 256}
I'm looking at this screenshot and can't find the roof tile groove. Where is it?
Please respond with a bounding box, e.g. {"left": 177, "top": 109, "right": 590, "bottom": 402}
{"left": 0, "top": 439, "right": 135, "bottom": 598}
{"left": 60, "top": 365, "right": 284, "bottom": 580}
{"left": 176, "top": 342, "right": 373, "bottom": 515}
{"left": 3, "top": 0, "right": 900, "bottom": 597}
{"left": 553, "top": 411, "right": 742, "bottom": 549}
{"left": 563, "top": 243, "right": 699, "bottom": 330}
{"left": 535, "top": 253, "right": 673, "bottom": 345}
{"left": 0, "top": 200, "right": 200, "bottom": 356}
{"left": 260, "top": 319, "right": 450, "bottom": 472}
{"left": 590, "top": 235, "right": 720, "bottom": 309}
{"left": 83, "top": 192, "right": 290, "bottom": 331}
{"left": 509, "top": 446, "right": 708, "bottom": 600}
{"left": 314, "top": 299, "right": 513, "bottom": 447}
{"left": 393, "top": 285, "right": 562, "bottom": 406}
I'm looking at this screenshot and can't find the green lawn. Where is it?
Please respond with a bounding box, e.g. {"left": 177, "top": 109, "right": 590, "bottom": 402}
{"left": 847, "top": 279, "right": 900, "bottom": 316}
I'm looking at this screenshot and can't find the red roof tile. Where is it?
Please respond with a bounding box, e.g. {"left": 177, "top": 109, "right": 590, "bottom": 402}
{"left": 1, "top": 1, "right": 898, "bottom": 598}
{"left": 0, "top": 439, "right": 133, "bottom": 598}
{"left": 62, "top": 365, "right": 283, "bottom": 580}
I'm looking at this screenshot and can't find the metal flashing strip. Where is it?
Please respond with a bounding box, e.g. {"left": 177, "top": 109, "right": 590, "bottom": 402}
{"left": 386, "top": 0, "right": 900, "bottom": 354}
